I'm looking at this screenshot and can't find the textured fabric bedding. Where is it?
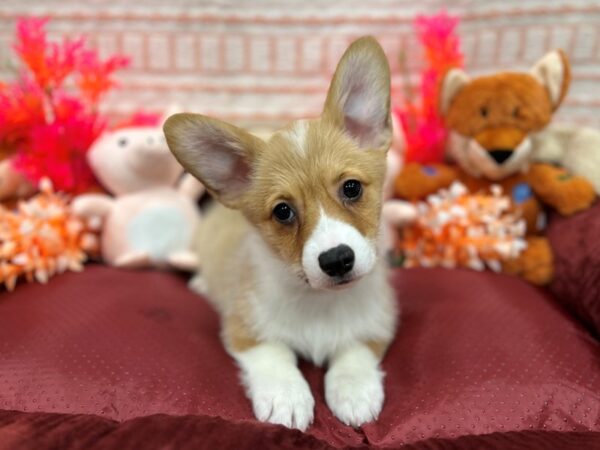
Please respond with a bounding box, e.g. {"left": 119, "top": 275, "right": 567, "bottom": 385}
{"left": 0, "top": 263, "right": 598, "bottom": 448}
{"left": 0, "top": 409, "right": 599, "bottom": 450}
{"left": 548, "top": 201, "right": 600, "bottom": 337}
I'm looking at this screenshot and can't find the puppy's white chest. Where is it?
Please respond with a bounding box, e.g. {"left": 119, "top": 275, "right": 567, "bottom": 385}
{"left": 249, "top": 263, "right": 396, "bottom": 366}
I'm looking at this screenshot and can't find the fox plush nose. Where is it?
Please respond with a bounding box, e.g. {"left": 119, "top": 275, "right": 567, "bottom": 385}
{"left": 318, "top": 244, "right": 355, "bottom": 277}
{"left": 488, "top": 149, "right": 513, "bottom": 164}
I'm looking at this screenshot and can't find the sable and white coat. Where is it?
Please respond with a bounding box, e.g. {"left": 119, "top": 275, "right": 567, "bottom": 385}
{"left": 164, "top": 37, "right": 399, "bottom": 430}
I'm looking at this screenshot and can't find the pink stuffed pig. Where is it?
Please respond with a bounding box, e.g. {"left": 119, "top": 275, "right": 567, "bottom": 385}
{"left": 72, "top": 119, "right": 204, "bottom": 271}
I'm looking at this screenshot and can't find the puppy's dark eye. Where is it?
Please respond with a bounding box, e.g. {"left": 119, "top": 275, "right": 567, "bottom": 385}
{"left": 118, "top": 137, "right": 128, "bottom": 147}
{"left": 480, "top": 106, "right": 488, "bottom": 118}
{"left": 341, "top": 179, "right": 362, "bottom": 201}
{"left": 273, "top": 202, "right": 296, "bottom": 224}
{"left": 512, "top": 106, "right": 520, "bottom": 118}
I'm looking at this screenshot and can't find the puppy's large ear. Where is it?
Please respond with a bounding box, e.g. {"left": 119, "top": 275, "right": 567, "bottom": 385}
{"left": 323, "top": 36, "right": 391, "bottom": 151}
{"left": 530, "top": 50, "right": 571, "bottom": 110}
{"left": 164, "top": 113, "right": 264, "bottom": 208}
{"left": 439, "top": 68, "right": 470, "bottom": 116}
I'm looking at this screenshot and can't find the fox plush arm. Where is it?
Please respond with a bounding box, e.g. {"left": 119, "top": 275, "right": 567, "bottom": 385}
{"left": 394, "top": 162, "right": 459, "bottom": 201}
{"left": 527, "top": 163, "right": 596, "bottom": 216}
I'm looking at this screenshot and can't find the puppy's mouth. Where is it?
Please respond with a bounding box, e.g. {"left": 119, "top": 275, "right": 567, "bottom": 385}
{"left": 300, "top": 271, "right": 362, "bottom": 291}
{"left": 329, "top": 275, "right": 359, "bottom": 290}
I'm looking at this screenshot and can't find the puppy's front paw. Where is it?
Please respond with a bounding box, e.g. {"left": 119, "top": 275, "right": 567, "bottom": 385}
{"left": 325, "top": 366, "right": 384, "bottom": 427}
{"left": 249, "top": 373, "right": 315, "bottom": 430}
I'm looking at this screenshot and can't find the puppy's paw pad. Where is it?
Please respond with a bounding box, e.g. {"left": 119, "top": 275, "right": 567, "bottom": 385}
{"left": 251, "top": 377, "right": 315, "bottom": 430}
{"left": 326, "top": 370, "right": 384, "bottom": 427}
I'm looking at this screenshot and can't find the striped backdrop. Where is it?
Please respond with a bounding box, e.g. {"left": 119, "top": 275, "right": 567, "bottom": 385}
{"left": 1, "top": 0, "right": 600, "bottom": 128}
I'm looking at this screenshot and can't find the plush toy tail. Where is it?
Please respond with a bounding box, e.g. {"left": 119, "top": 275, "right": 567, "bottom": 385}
{"left": 532, "top": 125, "right": 600, "bottom": 195}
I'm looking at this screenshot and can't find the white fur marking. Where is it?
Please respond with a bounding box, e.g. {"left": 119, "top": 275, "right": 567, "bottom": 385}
{"left": 245, "top": 231, "right": 397, "bottom": 366}
{"left": 283, "top": 120, "right": 308, "bottom": 156}
{"left": 234, "top": 342, "right": 315, "bottom": 430}
{"left": 325, "top": 343, "right": 385, "bottom": 427}
{"left": 301, "top": 209, "right": 376, "bottom": 290}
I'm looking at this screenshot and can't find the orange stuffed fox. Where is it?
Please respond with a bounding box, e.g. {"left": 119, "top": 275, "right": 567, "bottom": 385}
{"left": 395, "top": 50, "right": 596, "bottom": 285}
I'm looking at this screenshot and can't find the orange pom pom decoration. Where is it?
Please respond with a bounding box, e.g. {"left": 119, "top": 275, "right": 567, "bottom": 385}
{"left": 397, "top": 182, "right": 527, "bottom": 272}
{"left": 0, "top": 179, "right": 99, "bottom": 291}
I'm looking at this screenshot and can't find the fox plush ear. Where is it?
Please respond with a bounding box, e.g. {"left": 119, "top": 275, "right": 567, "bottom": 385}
{"left": 530, "top": 50, "right": 571, "bottom": 110}
{"left": 323, "top": 36, "right": 392, "bottom": 151}
{"left": 440, "top": 68, "right": 471, "bottom": 115}
{"left": 164, "top": 113, "right": 264, "bottom": 208}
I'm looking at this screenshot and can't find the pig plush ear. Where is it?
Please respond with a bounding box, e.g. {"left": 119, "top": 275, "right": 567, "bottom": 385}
{"left": 323, "top": 36, "right": 392, "bottom": 151}
{"left": 530, "top": 50, "right": 571, "bottom": 110}
{"left": 439, "top": 68, "right": 471, "bottom": 115}
{"left": 163, "top": 113, "right": 264, "bottom": 208}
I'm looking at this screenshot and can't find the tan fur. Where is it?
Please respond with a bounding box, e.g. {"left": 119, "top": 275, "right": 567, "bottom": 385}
{"left": 192, "top": 204, "right": 258, "bottom": 352}
{"left": 192, "top": 120, "right": 389, "bottom": 351}
{"left": 223, "top": 309, "right": 258, "bottom": 353}
{"left": 166, "top": 36, "right": 393, "bottom": 354}
{"left": 365, "top": 340, "right": 389, "bottom": 360}
{"left": 244, "top": 120, "right": 387, "bottom": 273}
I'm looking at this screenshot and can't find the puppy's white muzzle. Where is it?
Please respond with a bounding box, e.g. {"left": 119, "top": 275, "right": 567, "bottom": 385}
{"left": 301, "top": 211, "right": 376, "bottom": 290}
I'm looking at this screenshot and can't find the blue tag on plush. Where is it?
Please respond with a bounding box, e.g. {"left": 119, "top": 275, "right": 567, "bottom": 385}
{"left": 422, "top": 166, "right": 438, "bottom": 176}
{"left": 512, "top": 182, "right": 532, "bottom": 204}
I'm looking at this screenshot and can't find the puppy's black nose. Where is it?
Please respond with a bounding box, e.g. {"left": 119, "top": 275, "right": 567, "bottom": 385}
{"left": 488, "top": 149, "right": 513, "bottom": 164}
{"left": 318, "top": 244, "right": 355, "bottom": 277}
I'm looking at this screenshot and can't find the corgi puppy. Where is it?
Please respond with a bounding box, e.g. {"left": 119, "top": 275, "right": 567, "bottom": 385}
{"left": 164, "top": 37, "right": 398, "bottom": 431}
